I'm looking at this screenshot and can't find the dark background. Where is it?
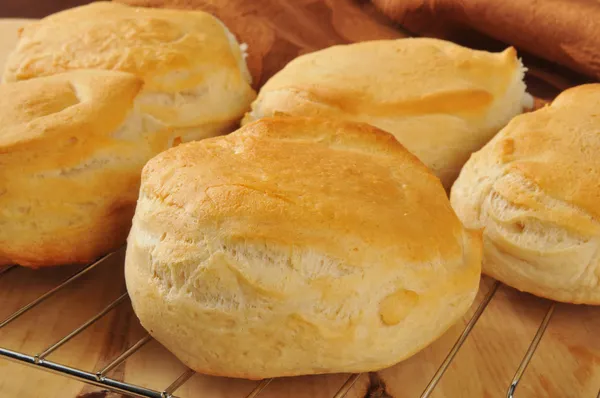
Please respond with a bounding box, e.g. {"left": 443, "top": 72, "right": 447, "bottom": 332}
{"left": 0, "top": 0, "right": 96, "bottom": 18}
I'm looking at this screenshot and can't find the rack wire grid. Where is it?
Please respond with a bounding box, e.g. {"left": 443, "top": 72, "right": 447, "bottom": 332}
{"left": 0, "top": 248, "right": 596, "bottom": 398}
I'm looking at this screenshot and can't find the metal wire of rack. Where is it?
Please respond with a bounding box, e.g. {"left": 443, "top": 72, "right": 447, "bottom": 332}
{"left": 0, "top": 249, "right": 592, "bottom": 398}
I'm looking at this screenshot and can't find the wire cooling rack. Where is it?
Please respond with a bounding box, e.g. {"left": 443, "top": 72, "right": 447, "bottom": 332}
{"left": 0, "top": 249, "right": 595, "bottom": 398}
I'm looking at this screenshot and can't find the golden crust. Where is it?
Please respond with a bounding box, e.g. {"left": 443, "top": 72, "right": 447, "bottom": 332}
{"left": 4, "top": 2, "right": 247, "bottom": 91}
{"left": 125, "top": 117, "right": 482, "bottom": 378}
{"left": 2, "top": 2, "right": 256, "bottom": 128}
{"left": 0, "top": 4, "right": 258, "bottom": 268}
{"left": 243, "top": 38, "right": 530, "bottom": 188}
{"left": 0, "top": 70, "right": 144, "bottom": 267}
{"left": 450, "top": 84, "right": 600, "bottom": 304}
{"left": 142, "top": 117, "right": 463, "bottom": 263}
{"left": 0, "top": 70, "right": 143, "bottom": 154}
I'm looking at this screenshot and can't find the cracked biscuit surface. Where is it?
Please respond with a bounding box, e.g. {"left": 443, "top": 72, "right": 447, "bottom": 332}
{"left": 451, "top": 84, "right": 600, "bottom": 304}
{"left": 1, "top": 2, "right": 257, "bottom": 267}
{"left": 0, "top": 70, "right": 148, "bottom": 267}
{"left": 3, "top": 1, "right": 256, "bottom": 130}
{"left": 125, "top": 116, "right": 482, "bottom": 378}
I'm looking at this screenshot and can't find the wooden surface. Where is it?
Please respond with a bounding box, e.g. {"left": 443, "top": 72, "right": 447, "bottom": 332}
{"left": 1, "top": 254, "right": 599, "bottom": 398}
{"left": 0, "top": 3, "right": 599, "bottom": 398}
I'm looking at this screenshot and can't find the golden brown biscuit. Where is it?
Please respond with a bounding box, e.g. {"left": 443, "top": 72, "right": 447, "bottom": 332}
{"left": 451, "top": 84, "right": 600, "bottom": 304}
{"left": 243, "top": 38, "right": 532, "bottom": 188}
{"left": 0, "top": 69, "right": 223, "bottom": 267}
{"left": 125, "top": 116, "right": 482, "bottom": 378}
{"left": 0, "top": 70, "right": 143, "bottom": 266}
{"left": 3, "top": 1, "right": 256, "bottom": 130}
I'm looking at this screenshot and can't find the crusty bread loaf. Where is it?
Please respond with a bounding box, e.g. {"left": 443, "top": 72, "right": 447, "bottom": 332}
{"left": 450, "top": 84, "right": 600, "bottom": 304}
{"left": 243, "top": 38, "right": 532, "bottom": 188}
{"left": 125, "top": 116, "right": 482, "bottom": 378}
{"left": 3, "top": 1, "right": 256, "bottom": 131}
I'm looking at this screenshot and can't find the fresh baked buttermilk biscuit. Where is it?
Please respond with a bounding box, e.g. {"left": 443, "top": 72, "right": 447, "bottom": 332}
{"left": 0, "top": 70, "right": 196, "bottom": 267}
{"left": 125, "top": 117, "right": 482, "bottom": 379}
{"left": 3, "top": 1, "right": 256, "bottom": 133}
{"left": 451, "top": 84, "right": 600, "bottom": 304}
{"left": 243, "top": 38, "right": 532, "bottom": 188}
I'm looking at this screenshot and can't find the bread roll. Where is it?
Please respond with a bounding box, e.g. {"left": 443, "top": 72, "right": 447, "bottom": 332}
{"left": 125, "top": 116, "right": 482, "bottom": 379}
{"left": 3, "top": 1, "right": 256, "bottom": 132}
{"left": 0, "top": 70, "right": 202, "bottom": 267}
{"left": 450, "top": 84, "right": 600, "bottom": 304}
{"left": 243, "top": 38, "right": 532, "bottom": 188}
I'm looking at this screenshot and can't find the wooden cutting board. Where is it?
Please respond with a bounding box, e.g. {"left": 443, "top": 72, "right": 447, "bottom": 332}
{"left": 0, "top": 7, "right": 599, "bottom": 398}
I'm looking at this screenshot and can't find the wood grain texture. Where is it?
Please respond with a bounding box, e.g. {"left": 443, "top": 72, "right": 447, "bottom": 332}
{"left": 0, "top": 1, "right": 599, "bottom": 397}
